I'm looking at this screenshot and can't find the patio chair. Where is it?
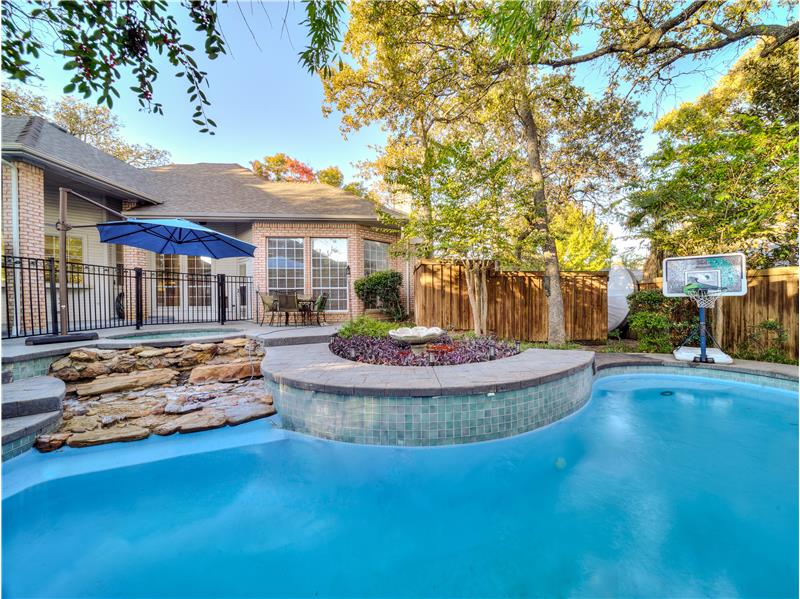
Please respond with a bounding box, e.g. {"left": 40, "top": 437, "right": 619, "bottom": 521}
{"left": 277, "top": 292, "right": 301, "bottom": 326}
{"left": 297, "top": 293, "right": 314, "bottom": 326}
{"left": 257, "top": 292, "right": 278, "bottom": 326}
{"left": 312, "top": 292, "right": 329, "bottom": 326}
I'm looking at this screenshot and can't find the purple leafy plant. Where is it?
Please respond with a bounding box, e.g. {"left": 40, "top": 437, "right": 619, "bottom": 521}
{"left": 329, "top": 333, "right": 519, "bottom": 366}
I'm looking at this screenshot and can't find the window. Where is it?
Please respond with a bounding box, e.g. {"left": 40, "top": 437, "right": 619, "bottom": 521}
{"left": 268, "top": 238, "right": 304, "bottom": 294}
{"left": 44, "top": 234, "right": 84, "bottom": 284}
{"left": 363, "top": 240, "right": 389, "bottom": 276}
{"left": 312, "top": 238, "right": 348, "bottom": 311}
{"left": 187, "top": 256, "right": 212, "bottom": 307}
{"left": 156, "top": 254, "right": 181, "bottom": 307}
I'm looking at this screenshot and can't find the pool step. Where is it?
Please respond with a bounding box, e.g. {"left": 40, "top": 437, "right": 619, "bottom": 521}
{"left": 2, "top": 411, "right": 62, "bottom": 460}
{"left": 2, "top": 376, "right": 65, "bottom": 418}
{"left": 2, "top": 376, "right": 64, "bottom": 460}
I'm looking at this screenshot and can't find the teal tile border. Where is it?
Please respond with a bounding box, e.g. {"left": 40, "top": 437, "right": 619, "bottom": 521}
{"left": 269, "top": 364, "right": 593, "bottom": 446}
{"left": 2, "top": 356, "right": 60, "bottom": 382}
{"left": 1, "top": 419, "right": 60, "bottom": 461}
{"left": 596, "top": 364, "right": 799, "bottom": 392}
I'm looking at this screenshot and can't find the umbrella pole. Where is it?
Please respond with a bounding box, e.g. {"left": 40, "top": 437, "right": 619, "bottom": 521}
{"left": 58, "top": 188, "right": 70, "bottom": 335}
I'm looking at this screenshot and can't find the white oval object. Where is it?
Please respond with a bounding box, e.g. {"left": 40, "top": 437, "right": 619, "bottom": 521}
{"left": 389, "top": 326, "right": 445, "bottom": 344}
{"left": 607, "top": 266, "right": 640, "bottom": 331}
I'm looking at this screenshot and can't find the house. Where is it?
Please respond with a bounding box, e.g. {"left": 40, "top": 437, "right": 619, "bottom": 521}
{"left": 1, "top": 116, "right": 409, "bottom": 337}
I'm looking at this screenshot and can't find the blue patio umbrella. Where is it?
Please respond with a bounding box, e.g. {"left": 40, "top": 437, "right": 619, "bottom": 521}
{"left": 96, "top": 218, "right": 256, "bottom": 258}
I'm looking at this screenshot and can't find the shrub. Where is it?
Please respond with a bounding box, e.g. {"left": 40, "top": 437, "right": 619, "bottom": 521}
{"left": 353, "top": 270, "right": 406, "bottom": 321}
{"left": 338, "top": 316, "right": 406, "bottom": 339}
{"left": 627, "top": 289, "right": 697, "bottom": 345}
{"left": 628, "top": 311, "right": 673, "bottom": 353}
{"left": 519, "top": 341, "right": 582, "bottom": 351}
{"left": 734, "top": 319, "right": 797, "bottom": 364}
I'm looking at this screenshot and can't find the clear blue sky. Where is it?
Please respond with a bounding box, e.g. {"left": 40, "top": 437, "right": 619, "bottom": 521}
{"left": 12, "top": 2, "right": 792, "bottom": 255}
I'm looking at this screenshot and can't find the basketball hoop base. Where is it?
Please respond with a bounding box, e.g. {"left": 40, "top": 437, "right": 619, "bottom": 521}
{"left": 673, "top": 347, "right": 733, "bottom": 365}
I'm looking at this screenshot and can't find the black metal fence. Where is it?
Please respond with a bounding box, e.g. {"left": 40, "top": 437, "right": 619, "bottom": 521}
{"left": 1, "top": 255, "right": 255, "bottom": 339}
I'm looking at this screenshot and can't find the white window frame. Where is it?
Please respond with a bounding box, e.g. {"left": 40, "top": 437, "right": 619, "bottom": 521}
{"left": 267, "top": 237, "right": 305, "bottom": 294}
{"left": 363, "top": 239, "right": 390, "bottom": 276}
{"left": 312, "top": 238, "right": 349, "bottom": 311}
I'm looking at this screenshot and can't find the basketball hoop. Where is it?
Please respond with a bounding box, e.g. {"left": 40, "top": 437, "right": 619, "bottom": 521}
{"left": 684, "top": 287, "right": 722, "bottom": 310}
{"left": 662, "top": 252, "right": 748, "bottom": 364}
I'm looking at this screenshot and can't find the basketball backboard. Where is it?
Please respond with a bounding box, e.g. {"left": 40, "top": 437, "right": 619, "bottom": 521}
{"left": 662, "top": 253, "right": 747, "bottom": 297}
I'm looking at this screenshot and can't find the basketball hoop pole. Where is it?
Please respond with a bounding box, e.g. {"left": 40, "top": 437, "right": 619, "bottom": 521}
{"left": 699, "top": 305, "right": 709, "bottom": 363}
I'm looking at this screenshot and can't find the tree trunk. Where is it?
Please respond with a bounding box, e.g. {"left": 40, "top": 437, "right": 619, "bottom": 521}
{"left": 518, "top": 102, "right": 567, "bottom": 344}
{"left": 479, "top": 266, "right": 489, "bottom": 335}
{"left": 419, "top": 121, "right": 435, "bottom": 259}
{"left": 463, "top": 260, "right": 490, "bottom": 336}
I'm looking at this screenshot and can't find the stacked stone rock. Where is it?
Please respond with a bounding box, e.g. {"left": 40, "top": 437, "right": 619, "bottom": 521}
{"left": 36, "top": 338, "right": 275, "bottom": 452}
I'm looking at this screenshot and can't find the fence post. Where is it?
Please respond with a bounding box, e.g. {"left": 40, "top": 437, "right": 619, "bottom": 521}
{"left": 217, "top": 273, "right": 226, "bottom": 325}
{"left": 135, "top": 268, "right": 143, "bottom": 329}
{"left": 47, "top": 257, "right": 59, "bottom": 335}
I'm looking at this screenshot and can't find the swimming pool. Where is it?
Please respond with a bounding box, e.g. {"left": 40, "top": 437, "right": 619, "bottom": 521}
{"left": 3, "top": 373, "right": 797, "bottom": 597}
{"left": 105, "top": 328, "right": 242, "bottom": 341}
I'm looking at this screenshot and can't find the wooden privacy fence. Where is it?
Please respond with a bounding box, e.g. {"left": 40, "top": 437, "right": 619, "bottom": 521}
{"left": 640, "top": 266, "right": 799, "bottom": 359}
{"left": 414, "top": 260, "right": 608, "bottom": 342}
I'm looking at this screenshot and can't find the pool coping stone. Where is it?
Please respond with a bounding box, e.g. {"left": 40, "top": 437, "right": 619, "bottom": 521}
{"left": 262, "top": 343, "right": 595, "bottom": 397}
{"left": 594, "top": 352, "right": 798, "bottom": 382}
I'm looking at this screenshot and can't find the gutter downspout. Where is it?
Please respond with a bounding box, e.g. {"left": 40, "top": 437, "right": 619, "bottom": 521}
{"left": 2, "top": 159, "right": 21, "bottom": 336}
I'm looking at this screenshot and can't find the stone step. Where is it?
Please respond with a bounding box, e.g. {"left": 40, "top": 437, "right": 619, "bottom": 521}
{"left": 2, "top": 411, "right": 61, "bottom": 459}
{"left": 2, "top": 376, "right": 65, "bottom": 419}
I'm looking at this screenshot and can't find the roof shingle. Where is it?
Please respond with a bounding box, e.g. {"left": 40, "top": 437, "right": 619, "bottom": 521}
{"left": 2, "top": 115, "right": 162, "bottom": 202}
{"left": 128, "top": 163, "right": 402, "bottom": 223}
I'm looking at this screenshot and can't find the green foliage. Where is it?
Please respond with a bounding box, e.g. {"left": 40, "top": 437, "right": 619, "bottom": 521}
{"left": 317, "top": 166, "right": 344, "bottom": 187}
{"left": 337, "top": 316, "right": 405, "bottom": 339}
{"left": 519, "top": 341, "right": 582, "bottom": 351}
{"left": 2, "top": 0, "right": 225, "bottom": 132}
{"left": 298, "top": 0, "right": 346, "bottom": 77}
{"left": 2, "top": 85, "right": 170, "bottom": 168}
{"left": 387, "top": 139, "right": 520, "bottom": 264}
{"left": 627, "top": 40, "right": 799, "bottom": 269}
{"left": 627, "top": 290, "right": 678, "bottom": 315}
{"left": 550, "top": 203, "right": 613, "bottom": 270}
{"left": 734, "top": 319, "right": 797, "bottom": 365}
{"left": 3, "top": 1, "right": 346, "bottom": 133}
{"left": 628, "top": 312, "right": 673, "bottom": 354}
{"left": 353, "top": 270, "right": 405, "bottom": 321}
{"left": 627, "top": 290, "right": 697, "bottom": 347}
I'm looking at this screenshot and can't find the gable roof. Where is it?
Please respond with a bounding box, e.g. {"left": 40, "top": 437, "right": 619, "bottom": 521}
{"left": 2, "top": 116, "right": 404, "bottom": 224}
{"left": 2, "top": 115, "right": 161, "bottom": 204}
{"left": 126, "top": 163, "right": 404, "bottom": 223}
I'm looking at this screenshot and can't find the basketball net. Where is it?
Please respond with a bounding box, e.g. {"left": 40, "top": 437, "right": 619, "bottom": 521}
{"left": 684, "top": 287, "right": 722, "bottom": 310}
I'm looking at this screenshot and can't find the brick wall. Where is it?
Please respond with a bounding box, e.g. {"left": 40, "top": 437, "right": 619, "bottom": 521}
{"left": 2, "top": 161, "right": 45, "bottom": 258}
{"left": 120, "top": 200, "right": 152, "bottom": 319}
{"left": 1, "top": 161, "right": 48, "bottom": 333}
{"left": 251, "top": 221, "right": 410, "bottom": 322}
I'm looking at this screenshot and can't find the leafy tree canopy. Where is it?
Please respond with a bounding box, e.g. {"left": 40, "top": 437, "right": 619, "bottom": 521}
{"left": 550, "top": 203, "right": 614, "bottom": 271}
{"left": 626, "top": 39, "right": 798, "bottom": 269}
{"left": 317, "top": 165, "right": 344, "bottom": 187}
{"left": 2, "top": 0, "right": 346, "bottom": 133}
{"left": 251, "top": 153, "right": 315, "bottom": 182}
{"left": 2, "top": 84, "right": 171, "bottom": 168}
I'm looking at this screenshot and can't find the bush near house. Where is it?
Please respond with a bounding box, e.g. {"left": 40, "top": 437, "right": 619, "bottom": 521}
{"left": 337, "top": 316, "right": 408, "bottom": 339}
{"left": 353, "top": 270, "right": 406, "bottom": 321}
{"left": 734, "top": 319, "right": 797, "bottom": 365}
{"left": 626, "top": 290, "right": 698, "bottom": 351}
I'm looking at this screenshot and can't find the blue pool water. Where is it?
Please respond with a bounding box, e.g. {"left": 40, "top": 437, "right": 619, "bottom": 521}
{"left": 3, "top": 374, "right": 797, "bottom": 598}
